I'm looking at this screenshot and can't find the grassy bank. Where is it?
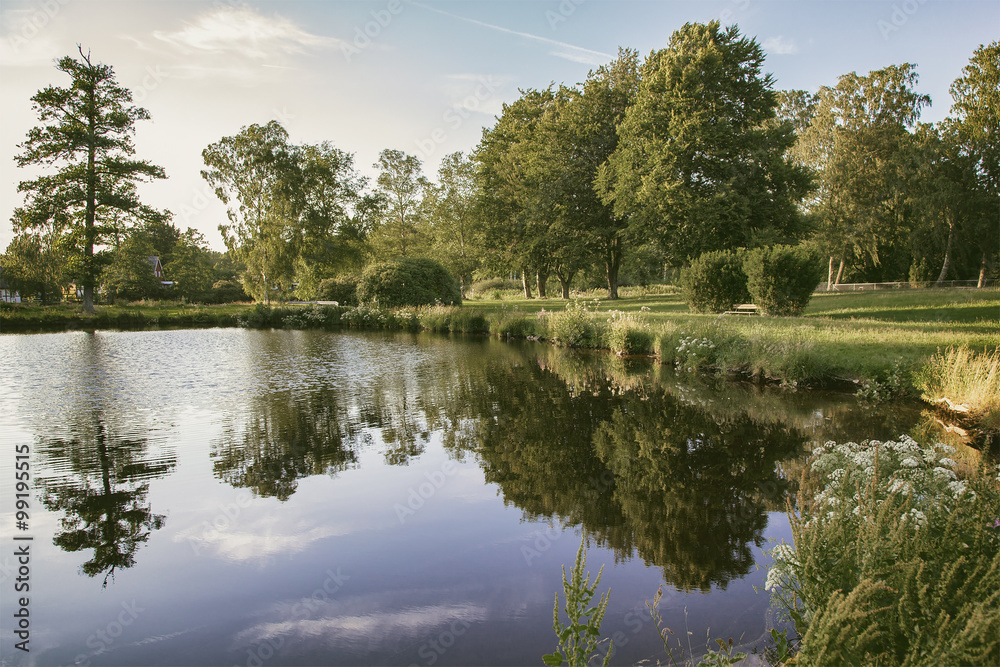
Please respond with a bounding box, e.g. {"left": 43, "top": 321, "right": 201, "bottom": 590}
{"left": 4, "top": 289, "right": 997, "bottom": 428}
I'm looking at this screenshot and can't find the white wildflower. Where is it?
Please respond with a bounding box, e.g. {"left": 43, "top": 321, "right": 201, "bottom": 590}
{"left": 901, "top": 457, "right": 920, "bottom": 468}
{"left": 947, "top": 480, "right": 968, "bottom": 498}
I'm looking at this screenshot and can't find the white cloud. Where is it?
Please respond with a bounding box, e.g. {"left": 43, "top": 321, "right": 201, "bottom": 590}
{"left": 153, "top": 6, "right": 341, "bottom": 60}
{"left": 763, "top": 36, "right": 799, "bottom": 56}
{"left": 0, "top": 8, "right": 65, "bottom": 67}
{"left": 234, "top": 602, "right": 487, "bottom": 645}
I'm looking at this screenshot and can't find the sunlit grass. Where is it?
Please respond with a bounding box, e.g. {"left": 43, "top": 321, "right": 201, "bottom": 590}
{"left": 917, "top": 345, "right": 1000, "bottom": 431}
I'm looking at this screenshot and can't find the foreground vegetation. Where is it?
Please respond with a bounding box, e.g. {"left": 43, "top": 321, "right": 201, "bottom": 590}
{"left": 767, "top": 437, "right": 1000, "bottom": 665}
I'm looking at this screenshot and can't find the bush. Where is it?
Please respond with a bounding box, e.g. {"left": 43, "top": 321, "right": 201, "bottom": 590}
{"left": 357, "top": 258, "right": 462, "bottom": 308}
{"left": 743, "top": 245, "right": 822, "bottom": 316}
{"left": 681, "top": 249, "right": 750, "bottom": 313}
{"left": 548, "top": 300, "right": 602, "bottom": 347}
{"left": 208, "top": 280, "right": 249, "bottom": 304}
{"left": 316, "top": 278, "right": 358, "bottom": 306}
{"left": 605, "top": 310, "right": 654, "bottom": 356}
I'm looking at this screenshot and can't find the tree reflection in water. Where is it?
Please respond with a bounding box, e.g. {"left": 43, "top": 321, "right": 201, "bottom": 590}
{"left": 39, "top": 409, "right": 176, "bottom": 587}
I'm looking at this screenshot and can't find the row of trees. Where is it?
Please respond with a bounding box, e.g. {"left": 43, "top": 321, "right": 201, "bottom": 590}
{"left": 5, "top": 30, "right": 998, "bottom": 310}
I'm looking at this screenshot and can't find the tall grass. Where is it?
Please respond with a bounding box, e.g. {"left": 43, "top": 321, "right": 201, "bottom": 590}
{"left": 917, "top": 345, "right": 1000, "bottom": 431}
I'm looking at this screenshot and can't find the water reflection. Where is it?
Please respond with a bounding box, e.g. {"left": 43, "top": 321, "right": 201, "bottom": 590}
{"left": 212, "top": 387, "right": 361, "bottom": 501}
{"left": 460, "top": 349, "right": 804, "bottom": 591}
{"left": 38, "top": 408, "right": 175, "bottom": 586}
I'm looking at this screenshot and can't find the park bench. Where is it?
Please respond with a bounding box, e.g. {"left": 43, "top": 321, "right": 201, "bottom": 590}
{"left": 724, "top": 304, "right": 759, "bottom": 316}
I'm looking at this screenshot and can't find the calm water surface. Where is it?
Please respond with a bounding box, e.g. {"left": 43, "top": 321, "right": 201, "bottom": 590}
{"left": 0, "top": 328, "right": 924, "bottom": 666}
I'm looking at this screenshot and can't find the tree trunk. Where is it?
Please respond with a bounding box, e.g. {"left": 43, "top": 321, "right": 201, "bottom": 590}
{"left": 834, "top": 258, "right": 845, "bottom": 286}
{"left": 556, "top": 272, "right": 574, "bottom": 299}
{"left": 83, "top": 87, "right": 97, "bottom": 315}
{"left": 979, "top": 252, "right": 988, "bottom": 288}
{"left": 605, "top": 237, "right": 621, "bottom": 300}
{"left": 935, "top": 218, "right": 954, "bottom": 287}
{"left": 536, "top": 271, "right": 547, "bottom": 298}
{"left": 521, "top": 271, "right": 533, "bottom": 299}
{"left": 827, "top": 256, "right": 835, "bottom": 291}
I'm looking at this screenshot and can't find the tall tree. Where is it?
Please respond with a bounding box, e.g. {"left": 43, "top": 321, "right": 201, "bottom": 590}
{"left": 425, "top": 152, "right": 482, "bottom": 293}
{"left": 798, "top": 64, "right": 930, "bottom": 284}
{"left": 543, "top": 49, "right": 640, "bottom": 298}
{"left": 949, "top": 41, "right": 1000, "bottom": 285}
{"left": 202, "top": 121, "right": 298, "bottom": 303}
{"left": 285, "top": 142, "right": 366, "bottom": 296}
{"left": 369, "top": 149, "right": 429, "bottom": 260}
{"left": 12, "top": 46, "right": 167, "bottom": 313}
{"left": 598, "top": 23, "right": 811, "bottom": 268}
{"left": 474, "top": 87, "right": 557, "bottom": 298}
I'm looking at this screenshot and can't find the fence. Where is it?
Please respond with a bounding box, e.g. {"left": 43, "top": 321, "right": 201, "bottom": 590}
{"left": 816, "top": 279, "right": 997, "bottom": 293}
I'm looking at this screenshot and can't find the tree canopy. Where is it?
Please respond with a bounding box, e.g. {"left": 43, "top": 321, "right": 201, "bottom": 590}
{"left": 12, "top": 46, "right": 167, "bottom": 312}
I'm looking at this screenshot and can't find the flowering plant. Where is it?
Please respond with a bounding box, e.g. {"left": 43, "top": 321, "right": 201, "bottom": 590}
{"left": 764, "top": 437, "right": 1000, "bottom": 664}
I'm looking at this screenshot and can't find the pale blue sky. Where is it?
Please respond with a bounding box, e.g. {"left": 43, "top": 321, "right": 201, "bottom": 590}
{"left": 2, "top": 0, "right": 997, "bottom": 251}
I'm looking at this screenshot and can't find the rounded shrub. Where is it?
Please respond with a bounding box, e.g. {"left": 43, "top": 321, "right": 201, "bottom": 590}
{"left": 681, "top": 249, "right": 750, "bottom": 313}
{"left": 743, "top": 245, "right": 823, "bottom": 316}
{"left": 356, "top": 258, "right": 462, "bottom": 308}
{"left": 208, "top": 279, "right": 249, "bottom": 304}
{"left": 316, "top": 278, "right": 358, "bottom": 306}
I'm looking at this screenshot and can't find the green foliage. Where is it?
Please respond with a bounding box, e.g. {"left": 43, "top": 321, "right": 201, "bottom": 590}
{"left": 1, "top": 232, "right": 66, "bottom": 303}
{"left": 605, "top": 310, "right": 654, "bottom": 356}
{"left": 100, "top": 235, "right": 161, "bottom": 303}
{"left": 315, "top": 278, "right": 358, "bottom": 306}
{"left": 13, "top": 46, "right": 167, "bottom": 312}
{"left": 487, "top": 306, "right": 540, "bottom": 338}
{"left": 681, "top": 250, "right": 750, "bottom": 313}
{"left": 743, "top": 245, "right": 823, "bottom": 316}
{"left": 164, "top": 229, "right": 214, "bottom": 301}
{"left": 417, "top": 306, "right": 489, "bottom": 334}
{"left": 543, "top": 537, "right": 612, "bottom": 667}
{"left": 766, "top": 437, "right": 1000, "bottom": 665}
{"left": 368, "top": 149, "right": 429, "bottom": 260}
{"left": 469, "top": 277, "right": 522, "bottom": 300}
{"left": 237, "top": 303, "right": 348, "bottom": 329}
{"left": 207, "top": 280, "right": 248, "bottom": 304}
{"left": 856, "top": 358, "right": 912, "bottom": 404}
{"left": 548, "top": 300, "right": 602, "bottom": 348}
{"left": 340, "top": 305, "right": 420, "bottom": 331}
{"left": 598, "top": 22, "right": 811, "bottom": 266}
{"left": 356, "top": 257, "right": 461, "bottom": 308}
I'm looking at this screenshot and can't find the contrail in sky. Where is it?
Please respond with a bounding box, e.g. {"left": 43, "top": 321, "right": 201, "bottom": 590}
{"left": 409, "top": 1, "right": 614, "bottom": 64}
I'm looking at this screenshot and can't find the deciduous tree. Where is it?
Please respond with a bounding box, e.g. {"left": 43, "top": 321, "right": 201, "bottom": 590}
{"left": 598, "top": 22, "right": 811, "bottom": 267}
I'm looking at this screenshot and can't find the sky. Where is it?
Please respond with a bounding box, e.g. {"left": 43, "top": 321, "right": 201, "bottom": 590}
{"left": 1, "top": 0, "right": 997, "bottom": 252}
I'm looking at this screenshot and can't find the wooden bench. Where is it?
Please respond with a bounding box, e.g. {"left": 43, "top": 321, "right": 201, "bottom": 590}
{"left": 724, "top": 304, "right": 759, "bottom": 316}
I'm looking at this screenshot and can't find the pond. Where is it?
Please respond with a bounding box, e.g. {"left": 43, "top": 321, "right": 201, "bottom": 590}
{"left": 0, "top": 328, "right": 929, "bottom": 666}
